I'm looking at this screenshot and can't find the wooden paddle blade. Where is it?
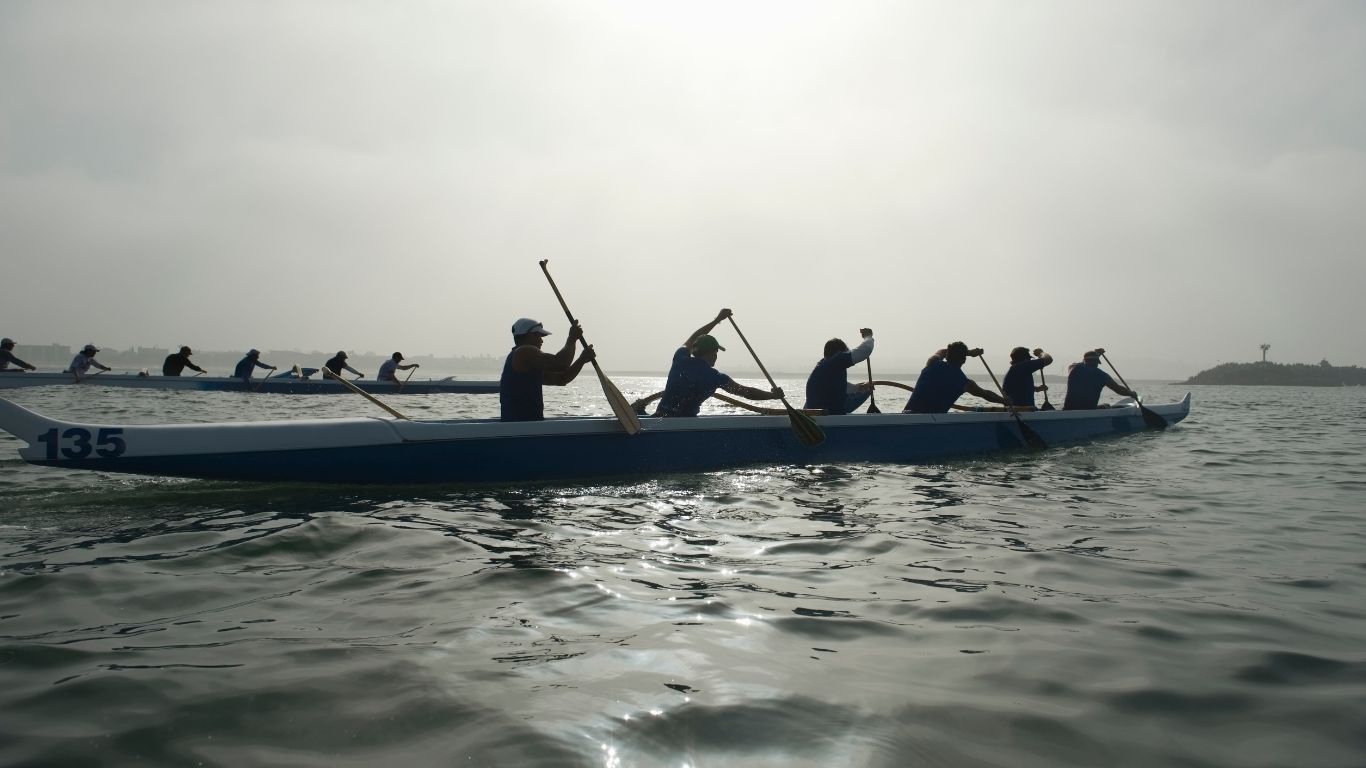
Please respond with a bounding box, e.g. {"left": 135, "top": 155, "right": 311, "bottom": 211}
{"left": 785, "top": 403, "right": 826, "bottom": 447}
{"left": 594, "top": 364, "right": 642, "bottom": 435}
{"left": 1040, "top": 402, "right": 1056, "bottom": 412}
{"left": 867, "top": 401, "right": 882, "bottom": 414}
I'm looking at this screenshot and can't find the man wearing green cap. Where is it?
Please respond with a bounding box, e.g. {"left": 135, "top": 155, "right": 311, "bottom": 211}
{"left": 654, "top": 308, "right": 784, "bottom": 417}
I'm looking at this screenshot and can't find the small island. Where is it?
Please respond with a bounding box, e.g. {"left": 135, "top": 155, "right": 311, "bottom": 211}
{"left": 1183, "top": 360, "right": 1366, "bottom": 386}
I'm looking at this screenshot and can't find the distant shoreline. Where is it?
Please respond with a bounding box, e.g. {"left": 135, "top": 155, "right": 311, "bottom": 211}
{"left": 1182, "top": 361, "right": 1366, "bottom": 387}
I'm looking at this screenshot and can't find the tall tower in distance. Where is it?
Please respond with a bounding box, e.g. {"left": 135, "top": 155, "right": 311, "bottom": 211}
{"left": 1260, "top": 343, "right": 1271, "bottom": 363}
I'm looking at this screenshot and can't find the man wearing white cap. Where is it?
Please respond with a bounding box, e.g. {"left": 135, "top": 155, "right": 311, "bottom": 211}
{"left": 67, "top": 344, "right": 112, "bottom": 381}
{"left": 499, "top": 317, "right": 596, "bottom": 421}
{"left": 0, "top": 338, "right": 37, "bottom": 372}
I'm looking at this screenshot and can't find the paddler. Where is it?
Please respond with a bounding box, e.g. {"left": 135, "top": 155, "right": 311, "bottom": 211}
{"left": 162, "top": 345, "right": 206, "bottom": 376}
{"left": 499, "top": 318, "right": 596, "bottom": 422}
{"left": 66, "top": 343, "right": 112, "bottom": 381}
{"left": 1001, "top": 347, "right": 1052, "bottom": 410}
{"left": 324, "top": 351, "right": 364, "bottom": 379}
{"left": 654, "top": 308, "right": 784, "bottom": 417}
{"left": 1063, "top": 348, "right": 1135, "bottom": 410}
{"left": 803, "top": 328, "right": 874, "bottom": 415}
{"left": 0, "top": 338, "right": 37, "bottom": 372}
{"left": 377, "top": 352, "right": 420, "bottom": 382}
{"left": 233, "top": 349, "right": 276, "bottom": 382}
{"left": 904, "top": 341, "right": 1009, "bottom": 413}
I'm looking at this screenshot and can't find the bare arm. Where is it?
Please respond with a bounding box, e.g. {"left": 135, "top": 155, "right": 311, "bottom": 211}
{"left": 684, "top": 308, "right": 732, "bottom": 349}
{"left": 964, "top": 379, "right": 1008, "bottom": 405}
{"left": 719, "top": 378, "right": 783, "bottom": 401}
{"left": 1105, "top": 379, "right": 1136, "bottom": 398}
{"left": 544, "top": 345, "right": 596, "bottom": 386}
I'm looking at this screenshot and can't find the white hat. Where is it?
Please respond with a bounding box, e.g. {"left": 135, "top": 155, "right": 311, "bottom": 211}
{"left": 511, "top": 318, "right": 551, "bottom": 337}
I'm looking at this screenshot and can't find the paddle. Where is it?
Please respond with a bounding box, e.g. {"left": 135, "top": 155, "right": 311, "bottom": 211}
{"left": 725, "top": 316, "right": 825, "bottom": 447}
{"left": 397, "top": 366, "right": 416, "bottom": 393}
{"left": 714, "top": 392, "right": 822, "bottom": 416}
{"left": 978, "top": 356, "right": 1048, "bottom": 450}
{"left": 251, "top": 366, "right": 277, "bottom": 392}
{"left": 865, "top": 359, "right": 881, "bottom": 414}
{"left": 870, "top": 380, "right": 983, "bottom": 411}
{"left": 1100, "top": 352, "right": 1167, "bottom": 429}
{"left": 324, "top": 368, "right": 409, "bottom": 420}
{"left": 631, "top": 389, "right": 821, "bottom": 417}
{"left": 1038, "top": 365, "right": 1055, "bottom": 411}
{"left": 538, "top": 260, "right": 642, "bottom": 436}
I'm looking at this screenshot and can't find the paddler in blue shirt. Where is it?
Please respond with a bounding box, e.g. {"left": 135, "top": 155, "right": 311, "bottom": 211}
{"left": 905, "top": 341, "right": 1009, "bottom": 413}
{"left": 233, "top": 349, "right": 276, "bottom": 381}
{"left": 499, "top": 317, "right": 596, "bottom": 421}
{"left": 1063, "top": 348, "right": 1134, "bottom": 410}
{"left": 803, "top": 328, "right": 874, "bottom": 415}
{"left": 654, "top": 308, "right": 784, "bottom": 417}
{"left": 1001, "top": 346, "right": 1052, "bottom": 410}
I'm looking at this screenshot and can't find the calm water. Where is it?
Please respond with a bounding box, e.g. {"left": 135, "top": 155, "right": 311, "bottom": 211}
{"left": 1, "top": 379, "right": 1364, "bottom": 767}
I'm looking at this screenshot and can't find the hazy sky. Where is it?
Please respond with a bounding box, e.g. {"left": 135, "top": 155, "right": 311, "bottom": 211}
{"left": 2, "top": 1, "right": 1363, "bottom": 377}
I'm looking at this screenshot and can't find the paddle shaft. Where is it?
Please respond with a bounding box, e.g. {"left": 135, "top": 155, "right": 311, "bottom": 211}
{"left": 1100, "top": 353, "right": 1135, "bottom": 394}
{"left": 725, "top": 316, "right": 825, "bottom": 446}
{"left": 1038, "top": 366, "right": 1052, "bottom": 408}
{"left": 398, "top": 366, "right": 415, "bottom": 393}
{"left": 866, "top": 359, "right": 880, "bottom": 413}
{"left": 1101, "top": 352, "right": 1168, "bottom": 428}
{"left": 324, "top": 368, "right": 408, "bottom": 420}
{"left": 537, "top": 260, "right": 642, "bottom": 435}
{"left": 632, "top": 389, "right": 821, "bottom": 416}
{"left": 980, "top": 357, "right": 1047, "bottom": 449}
{"left": 724, "top": 317, "right": 782, "bottom": 394}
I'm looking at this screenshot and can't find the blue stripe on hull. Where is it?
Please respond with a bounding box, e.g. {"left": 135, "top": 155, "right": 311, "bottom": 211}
{"left": 37, "top": 410, "right": 1161, "bottom": 485}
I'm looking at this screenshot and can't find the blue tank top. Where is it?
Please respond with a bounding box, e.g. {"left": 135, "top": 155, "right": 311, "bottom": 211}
{"left": 500, "top": 347, "right": 545, "bottom": 421}
{"left": 804, "top": 351, "right": 854, "bottom": 414}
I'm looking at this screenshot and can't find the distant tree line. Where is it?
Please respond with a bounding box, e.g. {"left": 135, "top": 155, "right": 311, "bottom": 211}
{"left": 1183, "top": 361, "right": 1366, "bottom": 386}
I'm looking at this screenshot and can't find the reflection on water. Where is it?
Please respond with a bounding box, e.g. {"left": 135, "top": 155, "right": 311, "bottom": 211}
{"left": 2, "top": 384, "right": 1366, "bottom": 766}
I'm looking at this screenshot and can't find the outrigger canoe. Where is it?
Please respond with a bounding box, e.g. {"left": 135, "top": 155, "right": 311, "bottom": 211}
{"left": 0, "top": 394, "right": 1190, "bottom": 485}
{"left": 0, "top": 371, "right": 498, "bottom": 395}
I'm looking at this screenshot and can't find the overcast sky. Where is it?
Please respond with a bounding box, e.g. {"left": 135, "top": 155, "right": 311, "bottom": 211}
{"left": 2, "top": 1, "right": 1363, "bottom": 377}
